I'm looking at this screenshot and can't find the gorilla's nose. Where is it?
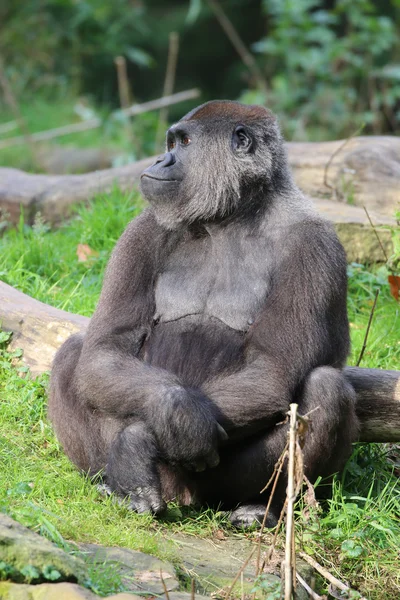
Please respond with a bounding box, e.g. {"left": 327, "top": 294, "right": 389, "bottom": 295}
{"left": 155, "top": 152, "right": 175, "bottom": 167}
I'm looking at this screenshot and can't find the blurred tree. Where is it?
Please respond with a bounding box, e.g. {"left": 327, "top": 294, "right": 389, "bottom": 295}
{"left": 1, "top": 0, "right": 400, "bottom": 138}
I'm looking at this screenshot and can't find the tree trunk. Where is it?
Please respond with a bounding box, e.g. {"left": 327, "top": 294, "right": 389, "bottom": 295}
{"left": 0, "top": 281, "right": 399, "bottom": 442}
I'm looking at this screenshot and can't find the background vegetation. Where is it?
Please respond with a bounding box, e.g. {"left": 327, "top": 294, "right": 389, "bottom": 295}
{"left": 1, "top": 0, "right": 400, "bottom": 156}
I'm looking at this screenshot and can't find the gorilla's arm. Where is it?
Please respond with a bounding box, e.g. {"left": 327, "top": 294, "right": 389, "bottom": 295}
{"left": 203, "top": 220, "right": 349, "bottom": 439}
{"left": 74, "top": 209, "right": 179, "bottom": 415}
{"left": 74, "top": 210, "right": 224, "bottom": 466}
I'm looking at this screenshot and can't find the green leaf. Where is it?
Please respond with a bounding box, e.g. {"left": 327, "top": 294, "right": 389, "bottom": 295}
{"left": 43, "top": 565, "right": 62, "bottom": 581}
{"left": 186, "top": 0, "right": 202, "bottom": 25}
{"left": 125, "top": 47, "right": 155, "bottom": 69}
{"left": 341, "top": 539, "right": 364, "bottom": 558}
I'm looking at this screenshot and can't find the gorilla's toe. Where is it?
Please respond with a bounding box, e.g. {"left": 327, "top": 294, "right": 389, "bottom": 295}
{"left": 229, "top": 504, "right": 278, "bottom": 529}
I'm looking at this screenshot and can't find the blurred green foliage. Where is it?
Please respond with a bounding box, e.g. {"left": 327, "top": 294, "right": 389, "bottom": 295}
{"left": 1, "top": 0, "right": 400, "bottom": 140}
{"left": 249, "top": 0, "right": 400, "bottom": 139}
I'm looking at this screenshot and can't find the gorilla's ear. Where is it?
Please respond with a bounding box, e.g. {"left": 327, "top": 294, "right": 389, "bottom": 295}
{"left": 232, "top": 125, "right": 253, "bottom": 154}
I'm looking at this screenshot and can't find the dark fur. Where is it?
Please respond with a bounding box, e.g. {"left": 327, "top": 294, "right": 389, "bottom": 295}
{"left": 49, "top": 100, "right": 359, "bottom": 525}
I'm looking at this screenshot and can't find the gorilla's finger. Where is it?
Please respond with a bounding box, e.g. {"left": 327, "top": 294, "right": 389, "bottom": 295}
{"left": 217, "top": 423, "right": 229, "bottom": 441}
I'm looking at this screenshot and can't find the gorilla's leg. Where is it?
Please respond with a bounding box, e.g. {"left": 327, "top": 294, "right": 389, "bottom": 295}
{"left": 50, "top": 335, "right": 168, "bottom": 513}
{"left": 106, "top": 422, "right": 166, "bottom": 514}
{"left": 195, "top": 366, "right": 359, "bottom": 527}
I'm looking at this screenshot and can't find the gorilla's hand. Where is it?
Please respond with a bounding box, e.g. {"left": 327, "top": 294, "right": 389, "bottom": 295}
{"left": 148, "top": 386, "right": 228, "bottom": 470}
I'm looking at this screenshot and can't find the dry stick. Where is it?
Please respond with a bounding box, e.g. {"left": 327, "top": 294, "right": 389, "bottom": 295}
{"left": 263, "top": 498, "right": 288, "bottom": 566}
{"left": 295, "top": 572, "right": 324, "bottom": 600}
{"left": 191, "top": 578, "right": 195, "bottom": 600}
{"left": 284, "top": 403, "right": 298, "bottom": 600}
{"left": 224, "top": 547, "right": 256, "bottom": 600}
{"left": 0, "top": 89, "right": 200, "bottom": 150}
{"left": 114, "top": 56, "right": 132, "bottom": 108}
{"left": 255, "top": 443, "right": 289, "bottom": 576}
{"left": 323, "top": 124, "right": 364, "bottom": 191}
{"left": 206, "top": 0, "right": 268, "bottom": 96}
{"left": 356, "top": 288, "right": 379, "bottom": 367}
{"left": 160, "top": 568, "right": 171, "bottom": 600}
{"left": 155, "top": 32, "right": 180, "bottom": 150}
{"left": 299, "top": 552, "right": 368, "bottom": 600}
{"left": 115, "top": 55, "right": 140, "bottom": 158}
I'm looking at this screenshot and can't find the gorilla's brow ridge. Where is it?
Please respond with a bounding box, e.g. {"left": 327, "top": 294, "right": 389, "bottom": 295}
{"left": 183, "top": 100, "right": 273, "bottom": 123}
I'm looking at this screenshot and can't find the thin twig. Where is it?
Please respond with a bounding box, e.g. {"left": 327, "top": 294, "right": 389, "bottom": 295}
{"left": 0, "top": 89, "right": 200, "bottom": 150}
{"left": 160, "top": 568, "right": 171, "bottom": 600}
{"left": 356, "top": 288, "right": 379, "bottom": 366}
{"left": 296, "top": 571, "right": 324, "bottom": 600}
{"left": 363, "top": 206, "right": 400, "bottom": 301}
{"left": 156, "top": 32, "right": 180, "bottom": 149}
{"left": 323, "top": 124, "right": 364, "bottom": 191}
{"left": 363, "top": 206, "right": 390, "bottom": 263}
{"left": 225, "top": 547, "right": 256, "bottom": 600}
{"left": 256, "top": 444, "right": 288, "bottom": 576}
{"left": 206, "top": 0, "right": 268, "bottom": 96}
{"left": 260, "top": 441, "right": 289, "bottom": 494}
{"left": 284, "top": 404, "right": 298, "bottom": 600}
{"left": 264, "top": 498, "right": 287, "bottom": 566}
{"left": 299, "top": 552, "right": 368, "bottom": 600}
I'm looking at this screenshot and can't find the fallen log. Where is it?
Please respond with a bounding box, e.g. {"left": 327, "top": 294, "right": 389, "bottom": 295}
{"left": 0, "top": 281, "right": 399, "bottom": 443}
{"left": 1, "top": 136, "right": 399, "bottom": 226}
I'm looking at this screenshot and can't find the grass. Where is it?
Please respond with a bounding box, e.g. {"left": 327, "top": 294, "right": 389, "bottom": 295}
{"left": 0, "top": 192, "right": 399, "bottom": 598}
{"left": 0, "top": 94, "right": 159, "bottom": 172}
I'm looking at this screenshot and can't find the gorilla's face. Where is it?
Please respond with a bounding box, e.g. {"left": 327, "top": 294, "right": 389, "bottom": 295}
{"left": 140, "top": 121, "right": 198, "bottom": 207}
{"left": 140, "top": 101, "right": 287, "bottom": 229}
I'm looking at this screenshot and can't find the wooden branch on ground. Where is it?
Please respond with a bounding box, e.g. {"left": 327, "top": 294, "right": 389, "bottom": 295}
{"left": 0, "top": 135, "right": 398, "bottom": 224}
{"left": 0, "top": 281, "right": 399, "bottom": 442}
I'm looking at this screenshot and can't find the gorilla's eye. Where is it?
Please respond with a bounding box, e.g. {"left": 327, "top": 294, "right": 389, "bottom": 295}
{"left": 181, "top": 134, "right": 191, "bottom": 146}
{"left": 168, "top": 139, "right": 176, "bottom": 150}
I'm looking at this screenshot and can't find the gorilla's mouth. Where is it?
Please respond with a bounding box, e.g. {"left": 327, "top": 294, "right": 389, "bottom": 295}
{"left": 141, "top": 174, "right": 178, "bottom": 182}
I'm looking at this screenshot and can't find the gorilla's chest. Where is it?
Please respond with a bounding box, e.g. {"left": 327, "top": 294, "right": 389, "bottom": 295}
{"left": 154, "top": 232, "right": 270, "bottom": 332}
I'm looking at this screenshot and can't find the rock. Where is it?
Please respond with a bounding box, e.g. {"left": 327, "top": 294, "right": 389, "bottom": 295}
{"left": 313, "top": 197, "right": 396, "bottom": 263}
{"left": 167, "top": 533, "right": 261, "bottom": 596}
{"left": 161, "top": 593, "right": 210, "bottom": 600}
{"left": 0, "top": 581, "right": 142, "bottom": 599}
{"left": 0, "top": 514, "right": 86, "bottom": 584}
{"left": 289, "top": 136, "right": 400, "bottom": 216}
{"left": 78, "top": 543, "right": 179, "bottom": 595}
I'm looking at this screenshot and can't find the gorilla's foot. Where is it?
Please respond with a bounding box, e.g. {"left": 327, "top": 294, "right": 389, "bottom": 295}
{"left": 229, "top": 504, "right": 278, "bottom": 529}
{"left": 128, "top": 486, "right": 167, "bottom": 515}
{"left": 96, "top": 482, "right": 166, "bottom": 515}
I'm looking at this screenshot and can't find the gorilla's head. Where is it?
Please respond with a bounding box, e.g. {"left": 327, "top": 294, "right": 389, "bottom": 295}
{"left": 140, "top": 100, "right": 293, "bottom": 229}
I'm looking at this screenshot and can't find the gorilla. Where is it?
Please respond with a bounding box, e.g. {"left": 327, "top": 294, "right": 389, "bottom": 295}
{"left": 49, "top": 100, "right": 359, "bottom": 527}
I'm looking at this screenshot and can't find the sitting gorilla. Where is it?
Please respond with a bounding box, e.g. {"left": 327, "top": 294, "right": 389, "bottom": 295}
{"left": 49, "top": 100, "right": 359, "bottom": 526}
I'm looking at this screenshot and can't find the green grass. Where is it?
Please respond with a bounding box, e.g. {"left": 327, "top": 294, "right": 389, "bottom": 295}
{"left": 0, "top": 94, "right": 159, "bottom": 172}
{"left": 0, "top": 193, "right": 400, "bottom": 598}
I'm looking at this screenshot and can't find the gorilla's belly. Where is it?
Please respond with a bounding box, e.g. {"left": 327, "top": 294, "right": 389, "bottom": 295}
{"left": 142, "top": 315, "right": 246, "bottom": 387}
